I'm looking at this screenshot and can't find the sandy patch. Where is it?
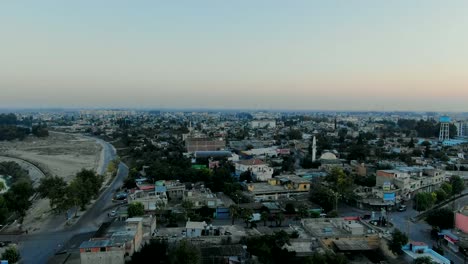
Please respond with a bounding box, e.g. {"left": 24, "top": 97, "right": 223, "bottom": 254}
{"left": 0, "top": 132, "right": 102, "bottom": 182}
{"left": 0, "top": 132, "right": 103, "bottom": 233}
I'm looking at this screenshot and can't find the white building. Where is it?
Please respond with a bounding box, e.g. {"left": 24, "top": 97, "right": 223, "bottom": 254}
{"left": 250, "top": 120, "right": 276, "bottom": 129}
{"left": 235, "top": 159, "right": 274, "bottom": 181}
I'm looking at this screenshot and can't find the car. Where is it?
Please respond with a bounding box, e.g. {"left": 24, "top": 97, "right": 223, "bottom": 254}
{"left": 109, "top": 210, "right": 117, "bottom": 217}
{"left": 361, "top": 214, "right": 371, "bottom": 220}
{"left": 397, "top": 205, "right": 407, "bottom": 212}
{"left": 224, "top": 231, "right": 232, "bottom": 235}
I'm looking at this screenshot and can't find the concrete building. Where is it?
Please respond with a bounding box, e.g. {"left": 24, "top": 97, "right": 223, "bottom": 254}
{"left": 185, "top": 137, "right": 226, "bottom": 153}
{"left": 455, "top": 121, "right": 468, "bottom": 137}
{"left": 128, "top": 185, "right": 168, "bottom": 211}
{"left": 79, "top": 218, "right": 144, "bottom": 264}
{"left": 250, "top": 120, "right": 276, "bottom": 129}
{"left": 185, "top": 221, "right": 207, "bottom": 238}
{"left": 245, "top": 175, "right": 310, "bottom": 201}
{"left": 200, "top": 245, "right": 250, "bottom": 264}
{"left": 235, "top": 159, "right": 274, "bottom": 181}
{"left": 376, "top": 167, "right": 446, "bottom": 199}
{"left": 402, "top": 242, "right": 450, "bottom": 264}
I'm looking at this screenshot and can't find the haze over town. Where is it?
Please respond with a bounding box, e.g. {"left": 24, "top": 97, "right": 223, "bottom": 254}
{"left": 1, "top": 1, "right": 468, "bottom": 111}
{"left": 1, "top": 1, "right": 468, "bottom": 264}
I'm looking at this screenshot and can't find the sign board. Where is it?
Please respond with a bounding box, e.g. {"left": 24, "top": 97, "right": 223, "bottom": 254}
{"left": 383, "top": 192, "right": 396, "bottom": 202}
{"left": 383, "top": 182, "right": 391, "bottom": 191}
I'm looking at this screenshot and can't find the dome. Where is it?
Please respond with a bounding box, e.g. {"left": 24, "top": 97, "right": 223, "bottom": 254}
{"left": 320, "top": 152, "right": 337, "bottom": 160}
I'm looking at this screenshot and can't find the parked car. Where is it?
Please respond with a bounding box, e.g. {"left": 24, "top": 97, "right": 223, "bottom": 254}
{"left": 361, "top": 214, "right": 371, "bottom": 220}
{"left": 397, "top": 205, "right": 407, "bottom": 212}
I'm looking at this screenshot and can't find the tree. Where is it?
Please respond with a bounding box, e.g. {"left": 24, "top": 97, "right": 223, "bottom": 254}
{"left": 0, "top": 196, "right": 9, "bottom": 224}
{"left": 306, "top": 251, "right": 347, "bottom": 264}
{"left": 285, "top": 203, "right": 295, "bottom": 215}
{"left": 297, "top": 203, "right": 309, "bottom": 219}
{"left": 326, "top": 167, "right": 353, "bottom": 196}
{"left": 169, "top": 240, "right": 201, "bottom": 264}
{"left": 0, "top": 181, "right": 5, "bottom": 192}
{"left": 129, "top": 239, "right": 168, "bottom": 264}
{"left": 69, "top": 169, "right": 103, "bottom": 210}
{"left": 434, "top": 189, "right": 447, "bottom": 203}
{"left": 37, "top": 176, "right": 68, "bottom": 212}
{"left": 229, "top": 204, "right": 240, "bottom": 225}
{"left": 261, "top": 211, "right": 269, "bottom": 226}
{"left": 239, "top": 170, "right": 252, "bottom": 183}
{"left": 1, "top": 246, "right": 20, "bottom": 263}
{"left": 4, "top": 180, "right": 34, "bottom": 217}
{"left": 32, "top": 124, "right": 49, "bottom": 137}
{"left": 128, "top": 202, "right": 145, "bottom": 217}
{"left": 388, "top": 229, "right": 408, "bottom": 255}
{"left": 288, "top": 129, "right": 302, "bottom": 140}
{"left": 440, "top": 182, "right": 453, "bottom": 197}
{"left": 449, "top": 175, "right": 465, "bottom": 195}
{"left": 275, "top": 212, "right": 285, "bottom": 227}
{"left": 310, "top": 184, "right": 335, "bottom": 212}
{"left": 241, "top": 208, "right": 253, "bottom": 227}
{"left": 413, "top": 256, "right": 435, "bottom": 264}
{"left": 426, "top": 208, "right": 454, "bottom": 229}
{"left": 414, "top": 192, "right": 435, "bottom": 212}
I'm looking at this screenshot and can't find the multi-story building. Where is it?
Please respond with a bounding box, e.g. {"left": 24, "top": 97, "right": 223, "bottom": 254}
{"left": 79, "top": 218, "right": 144, "bottom": 264}
{"left": 245, "top": 175, "right": 310, "bottom": 201}
{"left": 185, "top": 137, "right": 226, "bottom": 153}
{"left": 235, "top": 159, "right": 274, "bottom": 181}
{"left": 455, "top": 121, "right": 468, "bottom": 137}
{"left": 250, "top": 120, "right": 276, "bottom": 129}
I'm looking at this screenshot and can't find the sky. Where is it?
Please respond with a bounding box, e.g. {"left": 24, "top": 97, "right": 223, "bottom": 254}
{"left": 1, "top": 1, "right": 468, "bottom": 111}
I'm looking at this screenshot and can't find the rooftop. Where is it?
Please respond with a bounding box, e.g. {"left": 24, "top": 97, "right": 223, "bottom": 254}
{"left": 333, "top": 239, "right": 376, "bottom": 251}
{"left": 79, "top": 239, "right": 111, "bottom": 249}
{"left": 186, "top": 221, "right": 207, "bottom": 229}
{"left": 237, "top": 159, "right": 265, "bottom": 166}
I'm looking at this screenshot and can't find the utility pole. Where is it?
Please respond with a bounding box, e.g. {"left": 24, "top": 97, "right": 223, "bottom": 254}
{"left": 406, "top": 219, "right": 411, "bottom": 240}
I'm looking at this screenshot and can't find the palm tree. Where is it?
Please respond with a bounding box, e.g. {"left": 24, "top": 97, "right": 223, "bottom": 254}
{"left": 241, "top": 208, "right": 254, "bottom": 228}
{"left": 275, "top": 213, "right": 285, "bottom": 227}
{"left": 229, "top": 204, "right": 239, "bottom": 225}
{"left": 260, "top": 211, "right": 268, "bottom": 226}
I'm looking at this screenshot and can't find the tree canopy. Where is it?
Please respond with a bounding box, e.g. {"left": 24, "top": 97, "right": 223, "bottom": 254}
{"left": 388, "top": 229, "right": 408, "bottom": 255}
{"left": 128, "top": 202, "right": 145, "bottom": 218}
{"left": 425, "top": 208, "right": 454, "bottom": 229}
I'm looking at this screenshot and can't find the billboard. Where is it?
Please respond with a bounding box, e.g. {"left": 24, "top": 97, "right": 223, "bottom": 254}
{"left": 383, "top": 182, "right": 391, "bottom": 191}
{"left": 383, "top": 192, "right": 396, "bottom": 202}
{"left": 439, "top": 116, "right": 451, "bottom": 123}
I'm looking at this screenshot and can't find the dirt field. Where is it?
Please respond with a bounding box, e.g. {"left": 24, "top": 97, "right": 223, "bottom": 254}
{"left": 0, "top": 132, "right": 102, "bottom": 182}
{"left": 0, "top": 132, "right": 103, "bottom": 233}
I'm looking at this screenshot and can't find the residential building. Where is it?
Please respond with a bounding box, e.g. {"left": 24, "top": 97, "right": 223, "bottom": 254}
{"left": 128, "top": 184, "right": 168, "bottom": 210}
{"left": 79, "top": 218, "right": 144, "bottom": 264}
{"left": 200, "top": 244, "right": 250, "bottom": 264}
{"left": 245, "top": 175, "right": 310, "bottom": 201}
{"left": 185, "top": 137, "right": 226, "bottom": 153}
{"left": 235, "top": 159, "right": 273, "bottom": 181}
{"left": 185, "top": 221, "right": 207, "bottom": 238}
{"left": 250, "top": 120, "right": 276, "bottom": 129}
{"left": 402, "top": 242, "right": 450, "bottom": 264}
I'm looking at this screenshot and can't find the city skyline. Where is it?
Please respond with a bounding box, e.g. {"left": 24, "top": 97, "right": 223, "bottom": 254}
{"left": 1, "top": 1, "right": 468, "bottom": 111}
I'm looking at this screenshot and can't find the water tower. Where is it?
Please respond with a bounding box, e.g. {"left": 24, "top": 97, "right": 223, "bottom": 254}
{"left": 439, "top": 116, "right": 451, "bottom": 142}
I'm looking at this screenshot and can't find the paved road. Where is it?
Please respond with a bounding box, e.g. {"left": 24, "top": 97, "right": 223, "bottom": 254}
{"left": 339, "top": 193, "right": 468, "bottom": 264}
{"left": 0, "top": 137, "right": 128, "bottom": 264}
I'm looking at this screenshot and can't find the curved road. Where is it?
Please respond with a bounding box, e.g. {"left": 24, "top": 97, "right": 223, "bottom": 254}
{"left": 0, "top": 137, "right": 127, "bottom": 264}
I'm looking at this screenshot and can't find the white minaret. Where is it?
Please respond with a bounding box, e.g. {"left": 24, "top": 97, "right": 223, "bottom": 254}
{"left": 312, "top": 136, "right": 317, "bottom": 162}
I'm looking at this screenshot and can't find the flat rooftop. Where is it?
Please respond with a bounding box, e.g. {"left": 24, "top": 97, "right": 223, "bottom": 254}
{"left": 334, "top": 239, "right": 376, "bottom": 251}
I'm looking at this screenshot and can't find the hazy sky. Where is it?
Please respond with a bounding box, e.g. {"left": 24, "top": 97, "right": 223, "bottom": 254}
{"left": 1, "top": 1, "right": 468, "bottom": 111}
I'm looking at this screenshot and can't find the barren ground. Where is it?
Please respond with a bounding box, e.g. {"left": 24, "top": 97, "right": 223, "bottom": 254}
{"left": 0, "top": 132, "right": 103, "bottom": 233}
